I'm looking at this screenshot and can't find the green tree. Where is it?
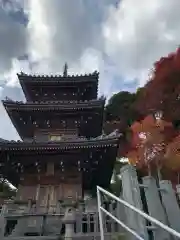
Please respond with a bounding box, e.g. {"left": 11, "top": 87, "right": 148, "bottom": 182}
{"left": 105, "top": 91, "right": 141, "bottom": 126}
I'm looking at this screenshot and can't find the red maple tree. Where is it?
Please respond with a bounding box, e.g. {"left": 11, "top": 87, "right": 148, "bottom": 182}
{"left": 134, "top": 47, "right": 180, "bottom": 122}
{"left": 124, "top": 115, "right": 176, "bottom": 176}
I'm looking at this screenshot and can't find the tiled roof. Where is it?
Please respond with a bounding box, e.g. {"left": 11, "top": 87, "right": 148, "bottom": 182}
{"left": 0, "top": 134, "right": 121, "bottom": 151}
{"left": 2, "top": 99, "right": 105, "bottom": 111}
{"left": 17, "top": 71, "right": 99, "bottom": 82}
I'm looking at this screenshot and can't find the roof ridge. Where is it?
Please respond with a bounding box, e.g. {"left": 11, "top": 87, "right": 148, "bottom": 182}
{"left": 0, "top": 131, "right": 121, "bottom": 145}
{"left": 17, "top": 71, "right": 99, "bottom": 79}
{"left": 2, "top": 98, "right": 105, "bottom": 104}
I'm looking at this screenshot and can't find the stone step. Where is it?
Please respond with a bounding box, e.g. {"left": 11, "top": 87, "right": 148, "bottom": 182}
{"left": 4, "top": 237, "right": 126, "bottom": 240}
{"left": 4, "top": 233, "right": 126, "bottom": 240}
{"left": 4, "top": 237, "right": 58, "bottom": 240}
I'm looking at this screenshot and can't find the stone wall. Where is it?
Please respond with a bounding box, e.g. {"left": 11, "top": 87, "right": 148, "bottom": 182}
{"left": 1, "top": 196, "right": 125, "bottom": 239}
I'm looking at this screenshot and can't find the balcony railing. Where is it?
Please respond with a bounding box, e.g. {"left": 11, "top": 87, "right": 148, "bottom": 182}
{"left": 97, "top": 185, "right": 180, "bottom": 240}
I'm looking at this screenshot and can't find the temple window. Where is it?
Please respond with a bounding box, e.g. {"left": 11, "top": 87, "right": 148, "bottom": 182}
{"left": 49, "top": 135, "right": 62, "bottom": 141}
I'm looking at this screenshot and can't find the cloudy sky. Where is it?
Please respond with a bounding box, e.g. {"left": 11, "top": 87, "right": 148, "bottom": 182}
{"left": 0, "top": 0, "right": 180, "bottom": 140}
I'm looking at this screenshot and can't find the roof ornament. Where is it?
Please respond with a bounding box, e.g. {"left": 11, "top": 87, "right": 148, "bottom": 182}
{"left": 19, "top": 71, "right": 26, "bottom": 76}
{"left": 5, "top": 96, "right": 12, "bottom": 101}
{"left": 99, "top": 95, "right": 106, "bottom": 101}
{"left": 108, "top": 129, "right": 119, "bottom": 137}
{"left": 93, "top": 70, "right": 98, "bottom": 75}
{"left": 63, "top": 63, "right": 68, "bottom": 77}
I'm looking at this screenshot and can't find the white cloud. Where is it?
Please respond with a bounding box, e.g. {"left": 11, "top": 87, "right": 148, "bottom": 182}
{"left": 2, "top": 58, "right": 30, "bottom": 87}
{"left": 103, "top": 0, "right": 180, "bottom": 86}
{"left": 0, "top": 103, "right": 20, "bottom": 140}
{"left": 1, "top": 0, "right": 180, "bottom": 139}
{"left": 0, "top": 3, "right": 27, "bottom": 74}
{"left": 0, "top": 2, "right": 27, "bottom": 140}
{"left": 25, "top": 0, "right": 180, "bottom": 94}
{"left": 26, "top": 0, "right": 117, "bottom": 94}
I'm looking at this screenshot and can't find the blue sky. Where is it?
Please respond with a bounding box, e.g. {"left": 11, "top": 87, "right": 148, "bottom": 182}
{"left": 0, "top": 0, "right": 180, "bottom": 140}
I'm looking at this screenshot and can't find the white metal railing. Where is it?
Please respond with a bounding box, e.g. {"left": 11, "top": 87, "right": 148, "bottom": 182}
{"left": 97, "top": 186, "right": 180, "bottom": 240}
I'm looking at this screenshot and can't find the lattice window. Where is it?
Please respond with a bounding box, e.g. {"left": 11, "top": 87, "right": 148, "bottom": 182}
{"left": 39, "top": 186, "right": 48, "bottom": 206}
{"left": 46, "top": 162, "right": 54, "bottom": 175}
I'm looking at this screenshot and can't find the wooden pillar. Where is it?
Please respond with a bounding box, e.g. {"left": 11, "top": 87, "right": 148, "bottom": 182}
{"left": 0, "top": 203, "right": 8, "bottom": 238}
{"left": 159, "top": 180, "right": 180, "bottom": 233}
{"left": 36, "top": 184, "right": 40, "bottom": 201}
{"left": 116, "top": 195, "right": 126, "bottom": 233}
{"left": 142, "top": 176, "right": 170, "bottom": 240}
{"left": 120, "top": 165, "right": 148, "bottom": 240}
{"left": 176, "top": 184, "right": 180, "bottom": 201}
{"left": 27, "top": 199, "right": 32, "bottom": 213}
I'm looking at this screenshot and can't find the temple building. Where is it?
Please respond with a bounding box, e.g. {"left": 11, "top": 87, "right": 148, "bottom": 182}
{"left": 0, "top": 66, "right": 122, "bottom": 238}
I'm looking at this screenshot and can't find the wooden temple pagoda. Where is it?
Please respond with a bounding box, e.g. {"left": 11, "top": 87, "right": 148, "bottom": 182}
{"left": 0, "top": 67, "right": 122, "bottom": 238}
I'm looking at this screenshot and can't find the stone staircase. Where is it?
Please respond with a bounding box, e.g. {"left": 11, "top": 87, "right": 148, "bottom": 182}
{"left": 1, "top": 201, "right": 125, "bottom": 240}
{"left": 4, "top": 234, "right": 126, "bottom": 240}
{"left": 4, "top": 237, "right": 58, "bottom": 240}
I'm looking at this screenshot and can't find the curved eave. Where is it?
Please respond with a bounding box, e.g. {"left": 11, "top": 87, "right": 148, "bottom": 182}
{"left": 0, "top": 137, "right": 120, "bottom": 188}
{"left": 0, "top": 136, "right": 120, "bottom": 151}
{"left": 2, "top": 99, "right": 105, "bottom": 111}
{"left": 2, "top": 100, "right": 105, "bottom": 140}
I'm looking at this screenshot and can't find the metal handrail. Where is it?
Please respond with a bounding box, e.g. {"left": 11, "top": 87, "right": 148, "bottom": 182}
{"left": 97, "top": 185, "right": 180, "bottom": 240}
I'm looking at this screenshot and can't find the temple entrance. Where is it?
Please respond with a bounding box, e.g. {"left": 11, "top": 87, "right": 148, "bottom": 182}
{"left": 4, "top": 220, "right": 17, "bottom": 236}
{"left": 38, "top": 185, "right": 58, "bottom": 212}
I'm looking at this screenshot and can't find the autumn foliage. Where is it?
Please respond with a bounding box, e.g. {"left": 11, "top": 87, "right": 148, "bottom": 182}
{"left": 165, "top": 135, "right": 180, "bottom": 171}
{"left": 134, "top": 47, "right": 180, "bottom": 122}
{"left": 105, "top": 47, "right": 180, "bottom": 181}
{"left": 125, "top": 48, "right": 180, "bottom": 177}
{"left": 123, "top": 114, "right": 180, "bottom": 176}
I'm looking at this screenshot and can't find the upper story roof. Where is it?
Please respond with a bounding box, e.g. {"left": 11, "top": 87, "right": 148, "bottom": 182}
{"left": 17, "top": 71, "right": 99, "bottom": 102}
